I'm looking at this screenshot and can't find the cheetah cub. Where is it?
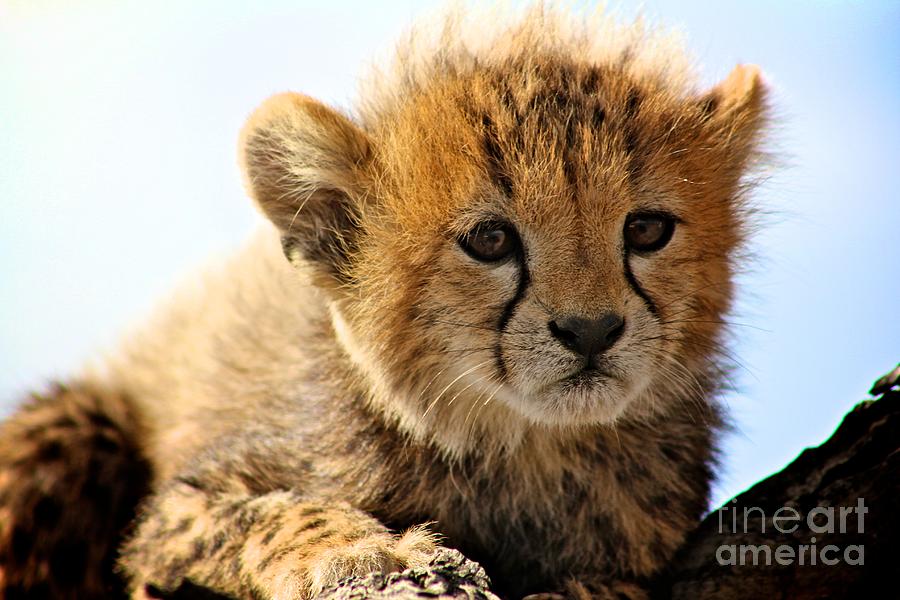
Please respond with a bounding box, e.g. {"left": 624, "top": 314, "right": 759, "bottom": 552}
{"left": 0, "top": 5, "right": 768, "bottom": 600}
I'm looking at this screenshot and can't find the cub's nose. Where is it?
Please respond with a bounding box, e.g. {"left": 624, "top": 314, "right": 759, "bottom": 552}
{"left": 548, "top": 313, "right": 625, "bottom": 359}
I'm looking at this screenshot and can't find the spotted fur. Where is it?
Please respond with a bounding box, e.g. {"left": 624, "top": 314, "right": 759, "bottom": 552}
{"left": 0, "top": 5, "right": 768, "bottom": 599}
{"left": 0, "top": 384, "right": 150, "bottom": 599}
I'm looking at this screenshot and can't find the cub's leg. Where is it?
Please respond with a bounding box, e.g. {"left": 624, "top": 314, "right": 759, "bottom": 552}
{"left": 0, "top": 383, "right": 152, "bottom": 599}
{"left": 121, "top": 480, "right": 438, "bottom": 600}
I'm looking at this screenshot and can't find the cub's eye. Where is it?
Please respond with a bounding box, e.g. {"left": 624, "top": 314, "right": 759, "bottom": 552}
{"left": 459, "top": 223, "right": 519, "bottom": 262}
{"left": 624, "top": 213, "right": 676, "bottom": 253}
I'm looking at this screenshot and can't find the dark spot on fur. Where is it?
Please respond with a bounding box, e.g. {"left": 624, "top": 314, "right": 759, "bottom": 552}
{"left": 90, "top": 431, "right": 121, "bottom": 454}
{"left": 209, "top": 531, "right": 227, "bottom": 555}
{"left": 172, "top": 517, "right": 195, "bottom": 535}
{"left": 33, "top": 496, "right": 62, "bottom": 528}
{"left": 214, "top": 497, "right": 249, "bottom": 520}
{"left": 622, "top": 89, "right": 644, "bottom": 176}
{"left": 582, "top": 67, "right": 601, "bottom": 92}
{"left": 481, "top": 114, "right": 514, "bottom": 197}
{"left": 255, "top": 553, "right": 276, "bottom": 574}
{"left": 189, "top": 538, "right": 207, "bottom": 562}
{"left": 232, "top": 509, "right": 259, "bottom": 536}
{"left": 6, "top": 581, "right": 51, "bottom": 600}
{"left": 49, "top": 539, "right": 88, "bottom": 585}
{"left": 649, "top": 494, "right": 670, "bottom": 510}
{"left": 10, "top": 526, "right": 32, "bottom": 565}
{"left": 593, "top": 106, "right": 606, "bottom": 129}
{"left": 82, "top": 479, "right": 114, "bottom": 516}
{"left": 305, "top": 529, "right": 338, "bottom": 546}
{"left": 260, "top": 528, "right": 278, "bottom": 547}
{"left": 342, "top": 529, "right": 369, "bottom": 544}
{"left": 298, "top": 506, "right": 325, "bottom": 517}
{"left": 623, "top": 128, "right": 640, "bottom": 164}
{"left": 258, "top": 544, "right": 306, "bottom": 574}
{"left": 36, "top": 439, "right": 63, "bottom": 461}
{"left": 561, "top": 471, "right": 589, "bottom": 505}
{"left": 547, "top": 88, "right": 572, "bottom": 116}
{"left": 151, "top": 513, "right": 170, "bottom": 536}
{"left": 614, "top": 463, "right": 650, "bottom": 488}
{"left": 660, "top": 444, "right": 681, "bottom": 462}
{"left": 590, "top": 513, "right": 613, "bottom": 532}
{"left": 564, "top": 115, "right": 579, "bottom": 152}
{"left": 50, "top": 415, "right": 77, "bottom": 429}
{"left": 633, "top": 463, "right": 650, "bottom": 480}
{"left": 562, "top": 156, "right": 578, "bottom": 191}
{"left": 700, "top": 95, "right": 719, "bottom": 118}
{"left": 497, "top": 82, "right": 517, "bottom": 114}
{"left": 86, "top": 410, "right": 115, "bottom": 429}
{"left": 228, "top": 555, "right": 242, "bottom": 577}
{"left": 295, "top": 517, "right": 327, "bottom": 535}
{"left": 175, "top": 475, "right": 207, "bottom": 492}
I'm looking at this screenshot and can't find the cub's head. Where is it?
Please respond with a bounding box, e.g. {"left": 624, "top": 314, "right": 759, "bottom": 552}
{"left": 240, "top": 10, "right": 768, "bottom": 455}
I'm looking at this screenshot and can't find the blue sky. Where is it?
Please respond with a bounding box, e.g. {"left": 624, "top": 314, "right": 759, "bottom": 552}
{"left": 1, "top": 0, "right": 897, "bottom": 507}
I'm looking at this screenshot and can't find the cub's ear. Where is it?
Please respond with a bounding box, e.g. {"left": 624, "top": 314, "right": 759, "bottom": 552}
{"left": 699, "top": 64, "right": 768, "bottom": 166}
{"left": 239, "top": 92, "right": 371, "bottom": 281}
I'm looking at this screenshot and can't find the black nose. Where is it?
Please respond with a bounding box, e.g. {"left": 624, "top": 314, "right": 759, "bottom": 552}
{"left": 548, "top": 313, "right": 625, "bottom": 359}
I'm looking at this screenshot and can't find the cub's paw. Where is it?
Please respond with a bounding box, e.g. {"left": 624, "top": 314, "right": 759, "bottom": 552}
{"left": 302, "top": 526, "right": 439, "bottom": 598}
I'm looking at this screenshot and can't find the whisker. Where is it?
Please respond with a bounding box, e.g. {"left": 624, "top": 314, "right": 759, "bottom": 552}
{"left": 654, "top": 281, "right": 732, "bottom": 314}
{"left": 422, "top": 359, "right": 493, "bottom": 418}
{"left": 661, "top": 318, "right": 771, "bottom": 333}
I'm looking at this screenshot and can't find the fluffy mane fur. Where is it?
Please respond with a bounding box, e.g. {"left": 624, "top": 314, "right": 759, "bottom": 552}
{"left": 358, "top": 4, "right": 699, "bottom": 123}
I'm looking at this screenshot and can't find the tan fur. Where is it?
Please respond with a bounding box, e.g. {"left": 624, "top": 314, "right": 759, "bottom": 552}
{"left": 0, "top": 5, "right": 768, "bottom": 599}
